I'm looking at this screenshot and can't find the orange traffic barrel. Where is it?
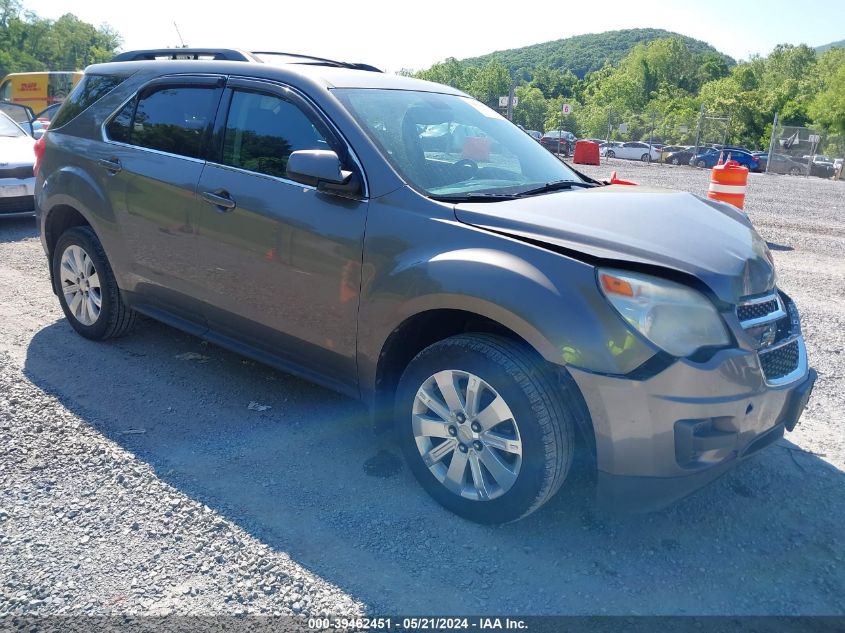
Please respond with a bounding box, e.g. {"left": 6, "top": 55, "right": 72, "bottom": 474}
{"left": 707, "top": 159, "right": 748, "bottom": 209}
{"left": 574, "top": 140, "right": 600, "bottom": 165}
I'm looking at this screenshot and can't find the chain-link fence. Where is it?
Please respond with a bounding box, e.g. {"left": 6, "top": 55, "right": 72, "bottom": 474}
{"left": 766, "top": 118, "right": 832, "bottom": 178}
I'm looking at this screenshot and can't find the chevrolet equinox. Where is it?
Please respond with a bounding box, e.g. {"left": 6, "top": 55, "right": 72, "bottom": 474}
{"left": 35, "top": 49, "right": 816, "bottom": 523}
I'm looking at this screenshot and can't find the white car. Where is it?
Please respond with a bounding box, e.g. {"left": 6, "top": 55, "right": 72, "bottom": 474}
{"left": 0, "top": 110, "right": 36, "bottom": 218}
{"left": 602, "top": 141, "right": 661, "bottom": 162}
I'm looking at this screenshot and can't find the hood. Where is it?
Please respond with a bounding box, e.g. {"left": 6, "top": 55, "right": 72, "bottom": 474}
{"left": 0, "top": 134, "right": 36, "bottom": 167}
{"left": 454, "top": 185, "right": 776, "bottom": 303}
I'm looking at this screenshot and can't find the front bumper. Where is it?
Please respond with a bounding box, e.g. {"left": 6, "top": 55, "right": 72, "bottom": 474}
{"left": 569, "top": 337, "right": 816, "bottom": 513}
{"left": 0, "top": 176, "right": 35, "bottom": 218}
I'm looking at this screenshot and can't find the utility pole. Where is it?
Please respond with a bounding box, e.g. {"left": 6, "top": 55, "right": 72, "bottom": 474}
{"left": 693, "top": 103, "right": 705, "bottom": 160}
{"left": 506, "top": 82, "right": 515, "bottom": 122}
{"left": 766, "top": 112, "right": 779, "bottom": 174}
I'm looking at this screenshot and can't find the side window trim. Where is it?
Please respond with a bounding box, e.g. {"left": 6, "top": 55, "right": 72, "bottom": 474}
{"left": 101, "top": 74, "right": 226, "bottom": 163}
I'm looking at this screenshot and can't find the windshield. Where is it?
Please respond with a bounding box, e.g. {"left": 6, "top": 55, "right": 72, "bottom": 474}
{"left": 334, "top": 89, "right": 582, "bottom": 198}
{"left": 0, "top": 113, "right": 25, "bottom": 137}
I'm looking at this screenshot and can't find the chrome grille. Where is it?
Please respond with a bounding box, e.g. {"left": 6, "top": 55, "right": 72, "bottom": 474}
{"left": 735, "top": 293, "right": 785, "bottom": 328}
{"left": 759, "top": 339, "right": 800, "bottom": 381}
{"left": 737, "top": 299, "right": 778, "bottom": 323}
{"left": 736, "top": 291, "right": 804, "bottom": 385}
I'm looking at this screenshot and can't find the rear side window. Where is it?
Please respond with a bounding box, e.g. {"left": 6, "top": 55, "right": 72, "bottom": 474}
{"left": 220, "top": 90, "right": 329, "bottom": 179}
{"left": 106, "top": 86, "right": 219, "bottom": 159}
{"left": 50, "top": 74, "right": 126, "bottom": 129}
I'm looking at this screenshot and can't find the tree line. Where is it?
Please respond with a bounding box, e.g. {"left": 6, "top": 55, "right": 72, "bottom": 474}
{"left": 413, "top": 37, "right": 845, "bottom": 155}
{"left": 0, "top": 0, "right": 121, "bottom": 79}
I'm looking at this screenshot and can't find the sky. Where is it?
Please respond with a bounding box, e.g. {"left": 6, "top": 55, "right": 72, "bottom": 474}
{"left": 23, "top": 0, "right": 845, "bottom": 73}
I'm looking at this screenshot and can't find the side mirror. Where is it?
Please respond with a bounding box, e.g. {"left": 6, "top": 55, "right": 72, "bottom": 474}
{"left": 286, "top": 149, "right": 361, "bottom": 198}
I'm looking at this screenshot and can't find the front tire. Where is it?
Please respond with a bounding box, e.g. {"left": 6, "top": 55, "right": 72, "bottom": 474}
{"left": 697, "top": 160, "right": 707, "bottom": 168}
{"left": 606, "top": 150, "right": 615, "bottom": 158}
{"left": 396, "top": 334, "right": 578, "bottom": 523}
{"left": 641, "top": 153, "right": 651, "bottom": 162}
{"left": 53, "top": 226, "right": 136, "bottom": 340}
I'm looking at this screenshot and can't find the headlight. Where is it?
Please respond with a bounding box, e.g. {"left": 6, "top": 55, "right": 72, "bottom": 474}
{"left": 597, "top": 268, "right": 730, "bottom": 357}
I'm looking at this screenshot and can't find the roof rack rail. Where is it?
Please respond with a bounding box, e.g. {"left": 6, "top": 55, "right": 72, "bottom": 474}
{"left": 111, "top": 49, "right": 259, "bottom": 62}
{"left": 250, "top": 51, "right": 382, "bottom": 73}
{"left": 110, "top": 48, "right": 382, "bottom": 72}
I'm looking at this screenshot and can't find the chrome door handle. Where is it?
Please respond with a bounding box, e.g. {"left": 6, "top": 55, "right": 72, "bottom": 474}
{"left": 98, "top": 158, "right": 122, "bottom": 174}
{"left": 201, "top": 190, "right": 236, "bottom": 211}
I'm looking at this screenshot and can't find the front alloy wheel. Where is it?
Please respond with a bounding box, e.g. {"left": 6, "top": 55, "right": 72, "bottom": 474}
{"left": 412, "top": 369, "right": 522, "bottom": 501}
{"left": 397, "top": 334, "right": 580, "bottom": 523}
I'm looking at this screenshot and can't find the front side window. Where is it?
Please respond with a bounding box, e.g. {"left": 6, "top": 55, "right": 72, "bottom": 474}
{"left": 220, "top": 90, "right": 329, "bottom": 179}
{"left": 115, "top": 86, "right": 218, "bottom": 159}
{"left": 334, "top": 88, "right": 581, "bottom": 198}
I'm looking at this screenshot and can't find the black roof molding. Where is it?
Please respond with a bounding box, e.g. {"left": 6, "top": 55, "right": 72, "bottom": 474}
{"left": 111, "top": 49, "right": 258, "bottom": 62}
{"left": 110, "top": 49, "right": 382, "bottom": 72}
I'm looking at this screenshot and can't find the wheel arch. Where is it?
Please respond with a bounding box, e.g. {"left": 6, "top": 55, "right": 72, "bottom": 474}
{"left": 370, "top": 307, "right": 597, "bottom": 465}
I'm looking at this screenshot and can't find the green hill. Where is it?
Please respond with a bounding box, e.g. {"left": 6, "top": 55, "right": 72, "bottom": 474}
{"left": 815, "top": 39, "right": 845, "bottom": 53}
{"left": 460, "top": 28, "right": 734, "bottom": 78}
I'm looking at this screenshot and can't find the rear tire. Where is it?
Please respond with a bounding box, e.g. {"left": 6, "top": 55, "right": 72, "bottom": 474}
{"left": 606, "top": 150, "right": 615, "bottom": 158}
{"left": 670, "top": 157, "right": 680, "bottom": 165}
{"left": 697, "top": 160, "right": 707, "bottom": 168}
{"left": 396, "top": 334, "right": 579, "bottom": 523}
{"left": 53, "top": 226, "right": 136, "bottom": 340}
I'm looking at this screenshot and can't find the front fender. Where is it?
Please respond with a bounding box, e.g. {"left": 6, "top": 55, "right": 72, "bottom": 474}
{"left": 357, "top": 196, "right": 658, "bottom": 399}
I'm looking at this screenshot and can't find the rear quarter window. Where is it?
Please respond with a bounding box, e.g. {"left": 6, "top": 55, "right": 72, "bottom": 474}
{"left": 49, "top": 74, "right": 127, "bottom": 129}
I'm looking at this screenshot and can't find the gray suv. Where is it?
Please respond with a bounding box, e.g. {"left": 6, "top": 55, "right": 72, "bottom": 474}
{"left": 35, "top": 49, "right": 816, "bottom": 523}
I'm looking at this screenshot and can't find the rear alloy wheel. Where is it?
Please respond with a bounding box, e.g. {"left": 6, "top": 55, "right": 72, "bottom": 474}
{"left": 605, "top": 150, "right": 615, "bottom": 158}
{"left": 789, "top": 167, "right": 801, "bottom": 176}
{"left": 397, "top": 334, "right": 579, "bottom": 523}
{"left": 53, "top": 226, "right": 136, "bottom": 340}
{"left": 670, "top": 157, "right": 680, "bottom": 165}
{"left": 59, "top": 244, "right": 102, "bottom": 326}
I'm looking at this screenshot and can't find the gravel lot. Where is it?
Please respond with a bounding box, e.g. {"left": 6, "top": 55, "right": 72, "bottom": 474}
{"left": 1, "top": 161, "right": 843, "bottom": 617}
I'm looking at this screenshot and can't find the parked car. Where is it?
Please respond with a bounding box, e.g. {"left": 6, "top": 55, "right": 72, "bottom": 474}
{"left": 35, "top": 48, "right": 816, "bottom": 523}
{"left": 0, "top": 109, "right": 36, "bottom": 218}
{"left": 663, "top": 147, "right": 698, "bottom": 165}
{"left": 0, "top": 101, "right": 58, "bottom": 139}
{"left": 659, "top": 145, "right": 687, "bottom": 161}
{"left": 689, "top": 148, "right": 760, "bottom": 170}
{"left": 602, "top": 141, "right": 661, "bottom": 162}
{"left": 761, "top": 153, "right": 807, "bottom": 176}
{"left": 524, "top": 129, "right": 542, "bottom": 141}
{"left": 798, "top": 155, "right": 836, "bottom": 178}
{"left": 539, "top": 130, "right": 575, "bottom": 155}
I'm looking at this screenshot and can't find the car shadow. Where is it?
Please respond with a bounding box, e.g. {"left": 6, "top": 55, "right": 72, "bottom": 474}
{"left": 0, "top": 215, "right": 38, "bottom": 243}
{"left": 23, "top": 319, "right": 845, "bottom": 615}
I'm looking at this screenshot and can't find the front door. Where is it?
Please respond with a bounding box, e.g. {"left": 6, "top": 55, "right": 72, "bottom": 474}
{"left": 192, "top": 79, "right": 367, "bottom": 393}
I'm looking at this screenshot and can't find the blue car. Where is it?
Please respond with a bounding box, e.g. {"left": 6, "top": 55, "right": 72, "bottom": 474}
{"left": 690, "top": 148, "right": 760, "bottom": 170}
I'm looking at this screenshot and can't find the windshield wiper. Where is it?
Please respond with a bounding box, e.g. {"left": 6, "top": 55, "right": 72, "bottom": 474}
{"left": 515, "top": 180, "right": 597, "bottom": 196}
{"left": 431, "top": 192, "right": 524, "bottom": 202}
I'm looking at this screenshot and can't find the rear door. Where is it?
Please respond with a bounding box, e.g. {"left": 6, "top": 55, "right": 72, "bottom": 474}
{"left": 191, "top": 78, "right": 367, "bottom": 393}
{"left": 101, "top": 75, "right": 225, "bottom": 321}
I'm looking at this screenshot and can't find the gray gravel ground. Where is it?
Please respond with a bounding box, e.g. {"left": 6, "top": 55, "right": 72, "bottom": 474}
{"left": 0, "top": 160, "right": 843, "bottom": 617}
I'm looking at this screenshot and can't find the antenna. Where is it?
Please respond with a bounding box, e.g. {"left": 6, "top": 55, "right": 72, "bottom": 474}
{"left": 173, "top": 22, "right": 186, "bottom": 48}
